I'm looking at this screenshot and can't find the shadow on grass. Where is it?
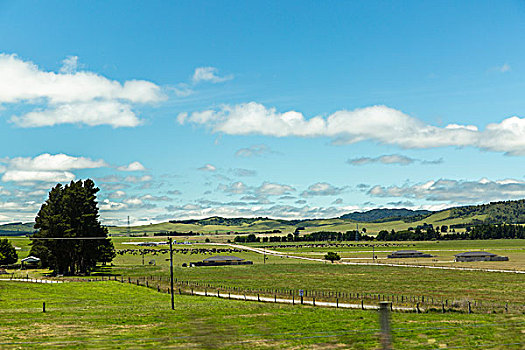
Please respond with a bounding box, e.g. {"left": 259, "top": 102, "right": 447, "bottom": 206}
{"left": 89, "top": 266, "right": 121, "bottom": 277}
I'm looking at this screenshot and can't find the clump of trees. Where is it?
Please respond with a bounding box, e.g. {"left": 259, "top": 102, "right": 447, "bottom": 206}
{"left": 0, "top": 238, "right": 18, "bottom": 265}
{"left": 232, "top": 223, "right": 525, "bottom": 244}
{"left": 324, "top": 252, "right": 340, "bottom": 263}
{"left": 29, "top": 179, "right": 115, "bottom": 275}
{"left": 377, "top": 224, "right": 525, "bottom": 241}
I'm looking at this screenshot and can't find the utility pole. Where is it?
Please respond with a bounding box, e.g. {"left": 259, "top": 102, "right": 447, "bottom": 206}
{"left": 372, "top": 245, "right": 375, "bottom": 261}
{"left": 127, "top": 216, "right": 130, "bottom": 236}
{"left": 169, "top": 237, "right": 174, "bottom": 310}
{"left": 356, "top": 223, "right": 359, "bottom": 242}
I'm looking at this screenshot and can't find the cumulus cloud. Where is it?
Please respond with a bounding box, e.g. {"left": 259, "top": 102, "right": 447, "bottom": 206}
{"left": 368, "top": 178, "right": 525, "bottom": 203}
{"left": 218, "top": 181, "right": 247, "bottom": 195}
{"left": 108, "top": 190, "right": 126, "bottom": 199}
{"left": 301, "top": 182, "right": 345, "bottom": 197}
{"left": 192, "top": 67, "right": 233, "bottom": 84}
{"left": 2, "top": 170, "right": 75, "bottom": 183}
{"left": 179, "top": 102, "right": 525, "bottom": 156}
{"left": 124, "top": 175, "right": 152, "bottom": 183}
{"left": 0, "top": 54, "right": 165, "bottom": 128}
{"left": 166, "top": 202, "right": 355, "bottom": 220}
{"left": 198, "top": 164, "right": 216, "bottom": 172}
{"left": 348, "top": 154, "right": 442, "bottom": 166}
{"left": 117, "top": 161, "right": 146, "bottom": 172}
{"left": 1, "top": 153, "right": 107, "bottom": 183}
{"left": 59, "top": 55, "right": 80, "bottom": 74}
{"left": 256, "top": 182, "right": 295, "bottom": 196}
{"left": 7, "top": 153, "right": 107, "bottom": 171}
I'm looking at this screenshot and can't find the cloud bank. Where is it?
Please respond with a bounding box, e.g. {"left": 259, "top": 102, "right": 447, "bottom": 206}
{"left": 178, "top": 102, "right": 525, "bottom": 156}
{"left": 0, "top": 54, "right": 165, "bottom": 128}
{"left": 368, "top": 178, "right": 525, "bottom": 203}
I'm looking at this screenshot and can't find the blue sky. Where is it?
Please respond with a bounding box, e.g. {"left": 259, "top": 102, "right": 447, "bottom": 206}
{"left": 1, "top": 1, "right": 525, "bottom": 225}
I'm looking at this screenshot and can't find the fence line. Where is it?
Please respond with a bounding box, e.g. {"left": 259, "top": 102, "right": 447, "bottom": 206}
{"left": 3, "top": 273, "right": 521, "bottom": 314}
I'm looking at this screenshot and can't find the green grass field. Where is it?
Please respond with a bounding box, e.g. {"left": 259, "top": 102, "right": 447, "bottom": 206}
{"left": 7, "top": 238, "right": 525, "bottom": 307}
{"left": 1, "top": 281, "right": 523, "bottom": 349}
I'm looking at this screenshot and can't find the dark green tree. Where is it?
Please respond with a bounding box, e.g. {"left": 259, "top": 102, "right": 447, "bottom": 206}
{"left": 324, "top": 251, "right": 341, "bottom": 263}
{"left": 0, "top": 238, "right": 18, "bottom": 265}
{"left": 29, "top": 179, "right": 115, "bottom": 275}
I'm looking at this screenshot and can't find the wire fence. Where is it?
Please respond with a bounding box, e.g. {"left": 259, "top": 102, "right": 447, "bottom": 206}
{"left": 8, "top": 273, "right": 518, "bottom": 315}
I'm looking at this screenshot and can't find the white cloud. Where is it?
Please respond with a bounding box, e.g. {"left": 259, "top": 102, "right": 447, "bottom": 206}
{"left": 368, "top": 178, "right": 525, "bottom": 203}
{"left": 108, "top": 190, "right": 126, "bottom": 199}
{"left": 301, "top": 182, "right": 345, "bottom": 197}
{"left": 256, "top": 182, "right": 295, "bottom": 196}
{"left": 192, "top": 67, "right": 233, "bottom": 84}
{"left": 348, "top": 154, "right": 442, "bottom": 166}
{"left": 166, "top": 202, "right": 354, "bottom": 220}
{"left": 2, "top": 170, "right": 75, "bottom": 183}
{"left": 218, "top": 181, "right": 248, "bottom": 195}
{"left": 12, "top": 100, "right": 142, "bottom": 128}
{"left": 59, "top": 55, "right": 81, "bottom": 74}
{"left": 198, "top": 164, "right": 216, "bottom": 172}
{"left": 100, "top": 199, "right": 127, "bottom": 211}
{"left": 117, "top": 161, "right": 146, "bottom": 172}
{"left": 0, "top": 54, "right": 165, "bottom": 128}
{"left": 0, "top": 153, "right": 107, "bottom": 183}
{"left": 180, "top": 102, "right": 525, "bottom": 156}
{"left": 124, "top": 175, "right": 152, "bottom": 183}
{"left": 140, "top": 194, "right": 171, "bottom": 201}
{"left": 235, "top": 144, "right": 274, "bottom": 158}
{"left": 7, "top": 153, "right": 107, "bottom": 171}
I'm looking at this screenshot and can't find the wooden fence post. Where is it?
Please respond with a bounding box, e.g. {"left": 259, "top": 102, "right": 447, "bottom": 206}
{"left": 379, "top": 302, "right": 392, "bottom": 350}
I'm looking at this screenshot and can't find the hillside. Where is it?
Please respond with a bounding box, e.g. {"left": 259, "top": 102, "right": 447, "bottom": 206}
{"left": 0, "top": 222, "right": 35, "bottom": 236}
{"left": 9, "top": 199, "right": 525, "bottom": 237}
{"left": 339, "top": 208, "right": 432, "bottom": 222}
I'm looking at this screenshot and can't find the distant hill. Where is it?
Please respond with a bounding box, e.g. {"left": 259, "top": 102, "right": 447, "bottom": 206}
{"left": 103, "top": 198, "right": 525, "bottom": 236}
{"left": 0, "top": 222, "right": 36, "bottom": 236}
{"left": 446, "top": 199, "right": 525, "bottom": 224}
{"left": 339, "top": 209, "right": 433, "bottom": 222}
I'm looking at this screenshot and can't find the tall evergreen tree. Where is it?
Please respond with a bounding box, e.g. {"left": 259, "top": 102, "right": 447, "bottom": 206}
{"left": 29, "top": 179, "right": 115, "bottom": 275}
{"left": 0, "top": 238, "right": 18, "bottom": 265}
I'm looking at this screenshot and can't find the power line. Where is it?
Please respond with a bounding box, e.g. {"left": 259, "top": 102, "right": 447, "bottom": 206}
{"left": 29, "top": 237, "right": 110, "bottom": 240}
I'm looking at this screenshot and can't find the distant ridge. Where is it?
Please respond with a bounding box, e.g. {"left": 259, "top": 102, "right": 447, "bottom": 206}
{"left": 339, "top": 209, "right": 433, "bottom": 222}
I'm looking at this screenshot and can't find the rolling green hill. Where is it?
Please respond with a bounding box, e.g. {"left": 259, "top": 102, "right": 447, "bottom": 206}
{"left": 105, "top": 199, "right": 525, "bottom": 236}
{"left": 0, "top": 222, "right": 35, "bottom": 236}
{"left": 7, "top": 199, "right": 525, "bottom": 237}
{"left": 339, "top": 208, "right": 432, "bottom": 222}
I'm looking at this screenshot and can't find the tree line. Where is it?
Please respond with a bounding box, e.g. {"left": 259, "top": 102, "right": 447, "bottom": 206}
{"left": 234, "top": 223, "right": 525, "bottom": 243}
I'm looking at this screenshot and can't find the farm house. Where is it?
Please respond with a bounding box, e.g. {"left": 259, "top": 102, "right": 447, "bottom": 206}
{"left": 387, "top": 250, "right": 433, "bottom": 259}
{"left": 454, "top": 251, "right": 509, "bottom": 262}
{"left": 191, "top": 256, "right": 253, "bottom": 267}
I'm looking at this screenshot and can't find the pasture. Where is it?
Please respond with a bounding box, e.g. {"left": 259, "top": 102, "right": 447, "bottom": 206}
{"left": 6, "top": 238, "right": 524, "bottom": 307}
{"left": 1, "top": 281, "right": 524, "bottom": 349}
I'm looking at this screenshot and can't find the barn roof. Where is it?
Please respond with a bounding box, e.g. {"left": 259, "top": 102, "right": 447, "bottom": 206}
{"left": 202, "top": 256, "right": 245, "bottom": 262}
{"left": 21, "top": 256, "right": 41, "bottom": 263}
{"left": 455, "top": 251, "right": 498, "bottom": 257}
